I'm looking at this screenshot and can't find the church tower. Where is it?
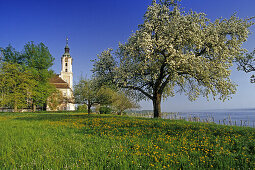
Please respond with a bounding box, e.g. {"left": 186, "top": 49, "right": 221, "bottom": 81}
{"left": 48, "top": 38, "right": 75, "bottom": 111}
{"left": 60, "top": 38, "right": 73, "bottom": 90}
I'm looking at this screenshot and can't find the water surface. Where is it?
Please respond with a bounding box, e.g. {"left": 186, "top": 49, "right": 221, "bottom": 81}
{"left": 171, "top": 108, "right": 255, "bottom": 127}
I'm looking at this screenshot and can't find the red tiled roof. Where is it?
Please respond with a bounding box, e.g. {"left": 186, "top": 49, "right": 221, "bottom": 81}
{"left": 50, "top": 75, "right": 70, "bottom": 89}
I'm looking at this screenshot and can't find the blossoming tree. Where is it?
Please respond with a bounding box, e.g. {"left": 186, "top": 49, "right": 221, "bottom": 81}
{"left": 93, "top": 0, "right": 254, "bottom": 118}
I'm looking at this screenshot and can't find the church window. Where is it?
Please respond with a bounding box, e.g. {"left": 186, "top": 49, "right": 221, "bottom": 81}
{"left": 65, "top": 63, "right": 68, "bottom": 66}
{"left": 65, "top": 69, "right": 68, "bottom": 72}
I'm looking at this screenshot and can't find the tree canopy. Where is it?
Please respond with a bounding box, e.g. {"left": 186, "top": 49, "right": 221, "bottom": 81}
{"left": 22, "top": 42, "right": 54, "bottom": 70}
{"left": 0, "top": 45, "right": 22, "bottom": 64}
{"left": 93, "top": 0, "right": 254, "bottom": 118}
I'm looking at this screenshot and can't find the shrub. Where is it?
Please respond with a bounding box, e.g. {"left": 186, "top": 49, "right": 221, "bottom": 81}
{"left": 77, "top": 104, "right": 88, "bottom": 112}
{"left": 99, "top": 106, "right": 112, "bottom": 114}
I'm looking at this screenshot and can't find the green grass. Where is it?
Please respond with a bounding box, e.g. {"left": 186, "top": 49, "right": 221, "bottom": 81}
{"left": 0, "top": 112, "right": 254, "bottom": 169}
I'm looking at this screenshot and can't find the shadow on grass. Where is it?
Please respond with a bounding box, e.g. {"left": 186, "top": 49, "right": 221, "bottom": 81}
{"left": 13, "top": 112, "right": 251, "bottom": 139}
{"left": 13, "top": 113, "right": 171, "bottom": 139}
{"left": 14, "top": 112, "right": 206, "bottom": 130}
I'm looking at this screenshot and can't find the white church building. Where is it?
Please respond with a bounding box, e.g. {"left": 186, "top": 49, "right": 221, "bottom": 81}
{"left": 48, "top": 39, "right": 75, "bottom": 111}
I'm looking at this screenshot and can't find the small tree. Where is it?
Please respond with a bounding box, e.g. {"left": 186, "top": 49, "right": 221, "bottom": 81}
{"left": 97, "top": 87, "right": 139, "bottom": 115}
{"left": 93, "top": 0, "right": 254, "bottom": 118}
{"left": 111, "top": 92, "right": 139, "bottom": 115}
{"left": 74, "top": 78, "right": 99, "bottom": 113}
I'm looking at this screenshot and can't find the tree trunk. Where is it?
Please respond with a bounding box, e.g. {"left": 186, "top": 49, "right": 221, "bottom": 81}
{"left": 43, "top": 103, "right": 47, "bottom": 111}
{"left": 13, "top": 98, "right": 18, "bottom": 112}
{"left": 33, "top": 104, "right": 36, "bottom": 112}
{"left": 88, "top": 104, "right": 91, "bottom": 114}
{"left": 153, "top": 93, "right": 162, "bottom": 118}
{"left": 14, "top": 105, "right": 18, "bottom": 112}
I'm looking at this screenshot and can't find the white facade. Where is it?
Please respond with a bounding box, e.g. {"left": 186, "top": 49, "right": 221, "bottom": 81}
{"left": 58, "top": 88, "right": 75, "bottom": 111}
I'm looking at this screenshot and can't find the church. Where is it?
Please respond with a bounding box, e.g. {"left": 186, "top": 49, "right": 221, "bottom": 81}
{"left": 47, "top": 39, "right": 75, "bottom": 111}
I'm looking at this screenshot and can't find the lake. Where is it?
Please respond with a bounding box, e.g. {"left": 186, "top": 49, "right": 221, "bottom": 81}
{"left": 163, "top": 108, "right": 255, "bottom": 127}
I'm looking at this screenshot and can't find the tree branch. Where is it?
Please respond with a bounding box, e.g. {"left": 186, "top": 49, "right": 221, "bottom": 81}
{"left": 121, "top": 85, "right": 153, "bottom": 100}
{"left": 154, "top": 53, "right": 167, "bottom": 92}
{"left": 159, "top": 74, "right": 173, "bottom": 94}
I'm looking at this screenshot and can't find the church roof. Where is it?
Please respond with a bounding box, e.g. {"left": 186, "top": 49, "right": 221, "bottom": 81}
{"left": 50, "top": 75, "right": 70, "bottom": 89}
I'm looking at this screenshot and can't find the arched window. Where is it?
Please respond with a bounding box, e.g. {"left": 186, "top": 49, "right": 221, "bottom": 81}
{"left": 65, "top": 69, "right": 68, "bottom": 72}
{"left": 65, "top": 63, "right": 68, "bottom": 66}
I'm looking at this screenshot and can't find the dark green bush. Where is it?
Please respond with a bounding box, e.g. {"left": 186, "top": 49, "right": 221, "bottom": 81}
{"left": 99, "top": 106, "right": 112, "bottom": 114}
{"left": 77, "top": 104, "right": 88, "bottom": 112}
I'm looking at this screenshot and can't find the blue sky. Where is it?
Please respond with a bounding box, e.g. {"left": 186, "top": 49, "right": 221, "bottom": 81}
{"left": 1, "top": 0, "right": 255, "bottom": 112}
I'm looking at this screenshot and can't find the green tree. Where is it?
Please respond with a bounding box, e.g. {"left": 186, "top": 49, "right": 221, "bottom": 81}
{"left": 93, "top": 0, "right": 254, "bottom": 118}
{"left": 0, "top": 62, "right": 36, "bottom": 112}
{"left": 22, "top": 42, "right": 55, "bottom": 111}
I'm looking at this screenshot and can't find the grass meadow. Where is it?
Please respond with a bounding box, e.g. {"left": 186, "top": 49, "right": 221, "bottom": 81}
{"left": 0, "top": 112, "right": 254, "bottom": 169}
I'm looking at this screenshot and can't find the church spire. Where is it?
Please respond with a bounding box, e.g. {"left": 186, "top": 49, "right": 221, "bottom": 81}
{"left": 61, "top": 37, "right": 73, "bottom": 90}
{"left": 65, "top": 37, "right": 70, "bottom": 54}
